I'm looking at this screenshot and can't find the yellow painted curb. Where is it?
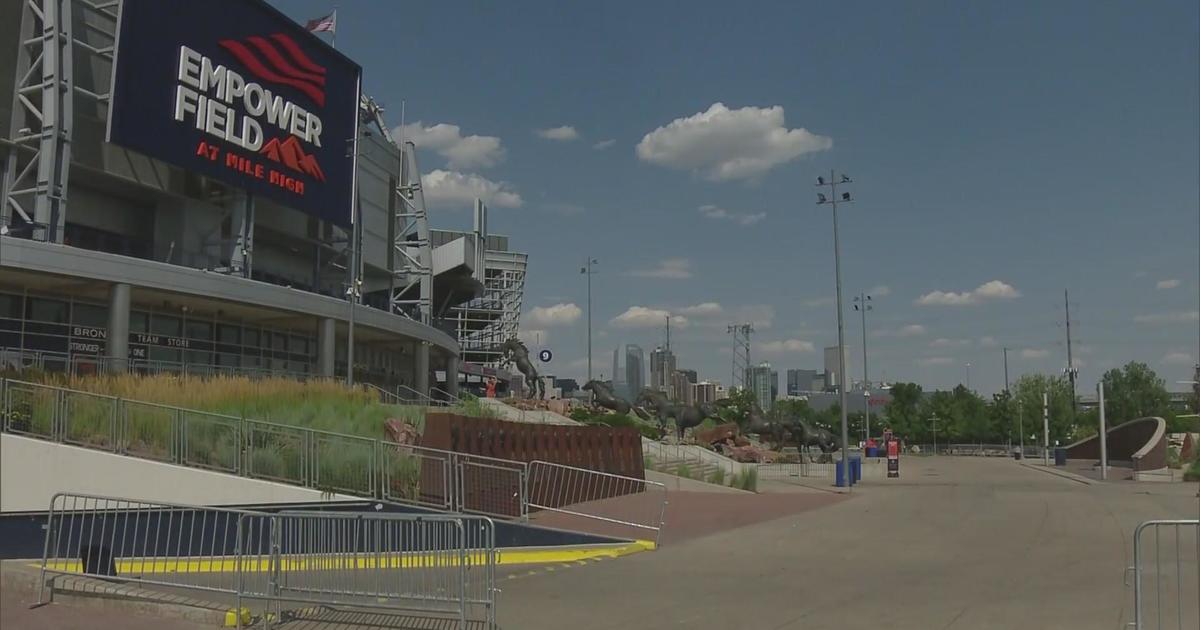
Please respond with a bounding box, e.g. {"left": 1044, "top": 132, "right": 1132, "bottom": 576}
{"left": 37, "top": 540, "right": 656, "bottom": 575}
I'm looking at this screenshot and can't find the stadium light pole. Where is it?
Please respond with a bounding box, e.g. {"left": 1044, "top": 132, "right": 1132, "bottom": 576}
{"left": 853, "top": 293, "right": 873, "bottom": 442}
{"left": 581, "top": 258, "right": 598, "bottom": 383}
{"left": 816, "top": 170, "right": 853, "bottom": 489}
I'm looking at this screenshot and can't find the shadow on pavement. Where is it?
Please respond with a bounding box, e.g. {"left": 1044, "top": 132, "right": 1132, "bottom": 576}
{"left": 279, "top": 605, "right": 491, "bottom": 630}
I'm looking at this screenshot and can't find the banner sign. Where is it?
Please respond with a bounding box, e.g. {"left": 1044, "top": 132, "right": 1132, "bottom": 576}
{"left": 108, "top": 0, "right": 361, "bottom": 226}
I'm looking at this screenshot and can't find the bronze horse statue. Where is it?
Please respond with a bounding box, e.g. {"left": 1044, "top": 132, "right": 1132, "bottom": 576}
{"left": 497, "top": 338, "right": 543, "bottom": 399}
{"left": 635, "top": 388, "right": 717, "bottom": 439}
{"left": 582, "top": 380, "right": 630, "bottom": 414}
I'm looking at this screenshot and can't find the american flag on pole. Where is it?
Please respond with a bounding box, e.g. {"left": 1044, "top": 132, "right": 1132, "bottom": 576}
{"left": 305, "top": 10, "right": 336, "bottom": 34}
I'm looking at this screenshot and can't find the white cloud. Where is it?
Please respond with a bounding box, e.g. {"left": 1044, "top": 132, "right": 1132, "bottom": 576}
{"left": 422, "top": 170, "right": 523, "bottom": 208}
{"left": 868, "top": 285, "right": 891, "bottom": 297}
{"left": 978, "top": 336, "right": 999, "bottom": 348}
{"left": 930, "top": 337, "right": 971, "bottom": 349}
{"left": 536, "top": 126, "right": 580, "bottom": 141}
{"left": 1071, "top": 357, "right": 1086, "bottom": 369}
{"left": 1134, "top": 311, "right": 1199, "bottom": 325}
{"left": 917, "top": 357, "right": 954, "bottom": 366}
{"left": 527, "top": 302, "right": 582, "bottom": 327}
{"left": 1076, "top": 344, "right": 1095, "bottom": 355}
{"left": 759, "top": 339, "right": 817, "bottom": 354}
{"left": 395, "top": 122, "right": 505, "bottom": 170}
{"left": 1163, "top": 352, "right": 1193, "bottom": 365}
{"left": 877, "top": 324, "right": 927, "bottom": 338}
{"left": 1156, "top": 279, "right": 1180, "bottom": 290}
{"left": 679, "top": 302, "right": 724, "bottom": 317}
{"left": 1020, "top": 348, "right": 1050, "bottom": 359}
{"left": 635, "top": 102, "right": 832, "bottom": 182}
{"left": 916, "top": 280, "right": 1021, "bottom": 306}
{"left": 804, "top": 296, "right": 835, "bottom": 308}
{"left": 611, "top": 306, "right": 687, "bottom": 329}
{"left": 698, "top": 204, "right": 766, "bottom": 226}
{"left": 630, "top": 258, "right": 692, "bottom": 279}
{"left": 592, "top": 139, "right": 615, "bottom": 150}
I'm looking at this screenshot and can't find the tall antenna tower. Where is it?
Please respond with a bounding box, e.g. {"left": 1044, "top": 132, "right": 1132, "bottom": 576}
{"left": 727, "top": 323, "right": 754, "bottom": 389}
{"left": 1062, "top": 289, "right": 1079, "bottom": 421}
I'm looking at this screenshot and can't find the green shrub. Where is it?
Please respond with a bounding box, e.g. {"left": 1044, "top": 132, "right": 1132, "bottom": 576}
{"left": 738, "top": 467, "right": 758, "bottom": 492}
{"left": 1167, "top": 447, "right": 1181, "bottom": 469}
{"left": 707, "top": 467, "right": 726, "bottom": 485}
{"left": 676, "top": 464, "right": 691, "bottom": 479}
{"left": 1185, "top": 459, "right": 1200, "bottom": 482}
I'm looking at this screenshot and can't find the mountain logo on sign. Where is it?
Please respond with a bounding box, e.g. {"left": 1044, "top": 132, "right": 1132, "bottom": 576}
{"left": 260, "top": 136, "right": 326, "bottom": 182}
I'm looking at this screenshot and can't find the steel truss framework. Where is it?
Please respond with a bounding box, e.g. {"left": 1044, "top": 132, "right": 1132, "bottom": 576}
{"left": 728, "top": 323, "right": 754, "bottom": 390}
{"left": 450, "top": 249, "right": 526, "bottom": 367}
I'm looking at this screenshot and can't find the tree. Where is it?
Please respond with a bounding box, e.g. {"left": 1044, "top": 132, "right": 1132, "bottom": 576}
{"left": 989, "top": 390, "right": 1016, "bottom": 443}
{"left": 883, "top": 382, "right": 923, "bottom": 438}
{"left": 718, "top": 387, "right": 759, "bottom": 426}
{"left": 773, "top": 398, "right": 813, "bottom": 423}
{"left": 1011, "top": 374, "right": 1074, "bottom": 444}
{"left": 1101, "top": 362, "right": 1171, "bottom": 423}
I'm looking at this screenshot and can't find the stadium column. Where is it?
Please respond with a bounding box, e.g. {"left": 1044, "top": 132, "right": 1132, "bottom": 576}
{"left": 105, "top": 283, "right": 131, "bottom": 372}
{"left": 317, "top": 317, "right": 336, "bottom": 378}
{"left": 415, "top": 342, "right": 430, "bottom": 399}
{"left": 446, "top": 352, "right": 460, "bottom": 398}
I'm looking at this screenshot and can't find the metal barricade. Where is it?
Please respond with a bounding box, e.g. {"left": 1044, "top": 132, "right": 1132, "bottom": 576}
{"left": 380, "top": 443, "right": 454, "bottom": 511}
{"left": 272, "top": 511, "right": 497, "bottom": 627}
{"left": 455, "top": 455, "right": 528, "bottom": 519}
{"left": 39, "top": 493, "right": 498, "bottom": 629}
{"left": 526, "top": 460, "right": 666, "bottom": 546}
{"left": 1127, "top": 519, "right": 1199, "bottom": 629}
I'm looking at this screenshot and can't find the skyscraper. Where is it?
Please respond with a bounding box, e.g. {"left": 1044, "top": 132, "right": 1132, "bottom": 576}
{"left": 787, "top": 369, "right": 818, "bottom": 395}
{"left": 823, "top": 345, "right": 852, "bottom": 392}
{"left": 625, "top": 344, "right": 645, "bottom": 400}
{"left": 649, "top": 346, "right": 676, "bottom": 394}
{"left": 747, "top": 361, "right": 776, "bottom": 411}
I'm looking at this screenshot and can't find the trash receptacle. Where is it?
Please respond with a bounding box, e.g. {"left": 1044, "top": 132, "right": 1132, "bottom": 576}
{"left": 866, "top": 447, "right": 878, "bottom": 458}
{"left": 836, "top": 460, "right": 847, "bottom": 487}
{"left": 1013, "top": 450, "right": 1023, "bottom": 460}
{"left": 850, "top": 457, "right": 862, "bottom": 484}
{"left": 1054, "top": 447, "right": 1067, "bottom": 466}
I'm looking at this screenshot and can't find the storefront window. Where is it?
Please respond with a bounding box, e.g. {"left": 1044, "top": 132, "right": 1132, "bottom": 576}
{"left": 217, "top": 324, "right": 240, "bottom": 345}
{"left": 27, "top": 298, "right": 68, "bottom": 323}
{"left": 72, "top": 303, "right": 107, "bottom": 328}
{"left": 185, "top": 320, "right": 212, "bottom": 342}
{"left": 0, "top": 293, "right": 22, "bottom": 319}
{"left": 151, "top": 315, "right": 181, "bottom": 337}
{"left": 244, "top": 328, "right": 260, "bottom": 348}
{"left": 130, "top": 311, "right": 149, "bottom": 333}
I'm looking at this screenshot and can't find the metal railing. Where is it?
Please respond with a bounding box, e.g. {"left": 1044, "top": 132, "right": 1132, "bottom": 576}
{"left": 526, "top": 460, "right": 667, "bottom": 546}
{"left": 641, "top": 439, "right": 751, "bottom": 485}
{"left": 3, "top": 378, "right": 667, "bottom": 543}
{"left": 1126, "top": 519, "right": 1199, "bottom": 629}
{"left": 39, "top": 492, "right": 497, "bottom": 629}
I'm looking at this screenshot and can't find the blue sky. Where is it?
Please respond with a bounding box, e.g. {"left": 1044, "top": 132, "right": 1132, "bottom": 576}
{"left": 277, "top": 0, "right": 1199, "bottom": 394}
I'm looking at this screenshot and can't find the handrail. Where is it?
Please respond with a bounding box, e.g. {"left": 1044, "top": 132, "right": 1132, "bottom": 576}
{"left": 430, "top": 385, "right": 465, "bottom": 406}
{"left": 397, "top": 382, "right": 441, "bottom": 406}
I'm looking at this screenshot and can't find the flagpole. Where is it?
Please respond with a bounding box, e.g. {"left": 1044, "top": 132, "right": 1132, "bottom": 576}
{"left": 331, "top": 7, "right": 337, "bottom": 49}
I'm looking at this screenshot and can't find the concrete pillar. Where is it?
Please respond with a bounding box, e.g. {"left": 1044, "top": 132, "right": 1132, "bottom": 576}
{"left": 415, "top": 342, "right": 430, "bottom": 399}
{"left": 105, "top": 283, "right": 130, "bottom": 372}
{"left": 316, "top": 317, "right": 336, "bottom": 378}
{"left": 446, "top": 352, "right": 460, "bottom": 398}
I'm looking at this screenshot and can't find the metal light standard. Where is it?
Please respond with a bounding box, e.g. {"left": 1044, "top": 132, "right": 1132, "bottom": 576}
{"left": 853, "top": 293, "right": 872, "bottom": 441}
{"left": 580, "top": 258, "right": 598, "bottom": 383}
{"left": 816, "top": 170, "right": 853, "bottom": 488}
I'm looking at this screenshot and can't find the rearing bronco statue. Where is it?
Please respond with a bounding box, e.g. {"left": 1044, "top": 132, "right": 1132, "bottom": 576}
{"left": 497, "top": 339, "right": 544, "bottom": 399}
{"left": 635, "top": 388, "right": 717, "bottom": 440}
{"left": 582, "top": 380, "right": 631, "bottom": 414}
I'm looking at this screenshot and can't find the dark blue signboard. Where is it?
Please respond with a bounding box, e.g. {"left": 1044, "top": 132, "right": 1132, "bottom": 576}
{"left": 108, "top": 0, "right": 360, "bottom": 226}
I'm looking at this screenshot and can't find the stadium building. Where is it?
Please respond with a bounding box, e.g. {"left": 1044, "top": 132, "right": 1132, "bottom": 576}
{"left": 0, "top": 0, "right": 523, "bottom": 398}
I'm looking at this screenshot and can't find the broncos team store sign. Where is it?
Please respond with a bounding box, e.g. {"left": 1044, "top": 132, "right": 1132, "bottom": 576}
{"left": 108, "top": 0, "right": 361, "bottom": 226}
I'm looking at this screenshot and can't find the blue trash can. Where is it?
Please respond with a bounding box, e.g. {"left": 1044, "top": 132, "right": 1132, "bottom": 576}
{"left": 866, "top": 447, "right": 878, "bottom": 458}
{"left": 836, "top": 460, "right": 847, "bottom": 487}
{"left": 1054, "top": 447, "right": 1067, "bottom": 466}
{"left": 850, "top": 457, "right": 862, "bottom": 484}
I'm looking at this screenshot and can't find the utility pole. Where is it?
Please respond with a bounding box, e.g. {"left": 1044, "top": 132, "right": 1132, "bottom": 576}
{"left": 727, "top": 323, "right": 754, "bottom": 390}
{"left": 854, "top": 292, "right": 873, "bottom": 441}
{"left": 816, "top": 170, "right": 854, "bottom": 490}
{"left": 1003, "top": 347, "right": 1011, "bottom": 447}
{"left": 1063, "top": 289, "right": 1079, "bottom": 422}
{"left": 581, "top": 258, "right": 598, "bottom": 383}
{"left": 1042, "top": 392, "right": 1050, "bottom": 466}
{"left": 1098, "top": 382, "right": 1108, "bottom": 480}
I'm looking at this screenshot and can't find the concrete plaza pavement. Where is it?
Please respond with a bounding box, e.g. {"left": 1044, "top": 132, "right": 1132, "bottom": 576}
{"left": 499, "top": 456, "right": 1198, "bottom": 630}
